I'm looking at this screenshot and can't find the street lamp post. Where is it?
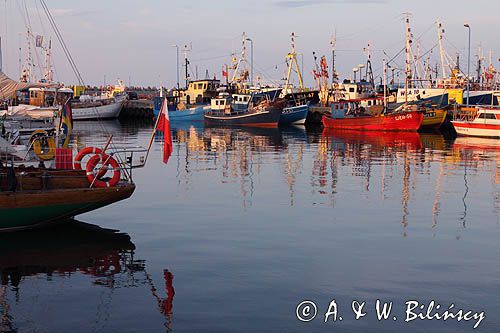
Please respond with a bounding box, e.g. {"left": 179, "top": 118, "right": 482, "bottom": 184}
{"left": 171, "top": 44, "right": 180, "bottom": 89}
{"left": 464, "top": 24, "right": 471, "bottom": 107}
{"left": 245, "top": 37, "right": 254, "bottom": 87}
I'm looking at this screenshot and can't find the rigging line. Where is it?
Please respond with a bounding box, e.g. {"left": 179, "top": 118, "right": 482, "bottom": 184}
{"left": 249, "top": 61, "right": 281, "bottom": 86}
{"left": 189, "top": 53, "right": 232, "bottom": 63}
{"left": 412, "top": 22, "right": 435, "bottom": 42}
{"left": 23, "top": 0, "right": 33, "bottom": 32}
{"left": 15, "top": 0, "right": 29, "bottom": 32}
{"left": 39, "top": 0, "right": 127, "bottom": 170}
{"left": 40, "top": 0, "right": 83, "bottom": 85}
{"left": 34, "top": 0, "right": 47, "bottom": 37}
{"left": 443, "top": 35, "right": 464, "bottom": 55}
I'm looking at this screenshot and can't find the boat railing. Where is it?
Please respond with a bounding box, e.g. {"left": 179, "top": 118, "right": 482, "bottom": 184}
{"left": 109, "top": 146, "right": 148, "bottom": 170}
{"left": 452, "top": 106, "right": 478, "bottom": 121}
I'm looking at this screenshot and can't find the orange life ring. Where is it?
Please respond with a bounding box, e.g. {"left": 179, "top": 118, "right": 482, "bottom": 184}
{"left": 74, "top": 147, "right": 109, "bottom": 178}
{"left": 86, "top": 153, "right": 121, "bottom": 188}
{"left": 74, "top": 147, "right": 103, "bottom": 169}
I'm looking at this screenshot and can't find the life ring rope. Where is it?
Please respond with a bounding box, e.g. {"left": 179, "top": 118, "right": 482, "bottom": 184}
{"left": 86, "top": 153, "right": 121, "bottom": 188}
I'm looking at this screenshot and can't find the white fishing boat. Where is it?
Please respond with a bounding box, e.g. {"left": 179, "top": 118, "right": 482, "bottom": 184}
{"left": 452, "top": 107, "right": 500, "bottom": 137}
{"left": 71, "top": 93, "right": 126, "bottom": 120}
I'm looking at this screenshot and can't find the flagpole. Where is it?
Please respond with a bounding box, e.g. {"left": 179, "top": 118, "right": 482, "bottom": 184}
{"left": 144, "top": 98, "right": 165, "bottom": 164}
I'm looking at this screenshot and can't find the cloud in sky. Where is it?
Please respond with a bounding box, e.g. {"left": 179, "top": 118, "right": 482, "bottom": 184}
{"left": 275, "top": 0, "right": 387, "bottom": 8}
{"left": 50, "top": 8, "right": 96, "bottom": 17}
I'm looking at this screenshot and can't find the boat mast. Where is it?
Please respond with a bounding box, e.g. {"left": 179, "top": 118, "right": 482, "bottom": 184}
{"left": 404, "top": 13, "right": 413, "bottom": 103}
{"left": 364, "top": 43, "right": 374, "bottom": 87}
{"left": 183, "top": 44, "right": 191, "bottom": 89}
{"left": 437, "top": 19, "right": 447, "bottom": 79}
{"left": 330, "top": 30, "right": 337, "bottom": 85}
{"left": 0, "top": 36, "right": 2, "bottom": 72}
{"left": 230, "top": 32, "right": 249, "bottom": 85}
{"left": 284, "top": 32, "right": 304, "bottom": 94}
{"left": 20, "top": 29, "right": 33, "bottom": 83}
{"left": 383, "top": 58, "right": 388, "bottom": 112}
{"left": 44, "top": 38, "right": 53, "bottom": 82}
{"left": 476, "top": 45, "right": 483, "bottom": 88}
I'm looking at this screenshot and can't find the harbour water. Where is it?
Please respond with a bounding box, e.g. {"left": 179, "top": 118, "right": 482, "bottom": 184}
{"left": 2, "top": 120, "right": 500, "bottom": 332}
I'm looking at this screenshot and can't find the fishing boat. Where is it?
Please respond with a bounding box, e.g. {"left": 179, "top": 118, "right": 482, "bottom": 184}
{"left": 322, "top": 101, "right": 423, "bottom": 131}
{"left": 204, "top": 93, "right": 285, "bottom": 127}
{"left": 0, "top": 164, "right": 136, "bottom": 232}
{"left": 451, "top": 107, "right": 500, "bottom": 137}
{"left": 152, "top": 80, "right": 219, "bottom": 121}
{"left": 70, "top": 93, "right": 126, "bottom": 120}
{"left": 67, "top": 82, "right": 127, "bottom": 120}
{"left": 153, "top": 96, "right": 208, "bottom": 121}
{"left": 421, "top": 107, "right": 448, "bottom": 130}
{"left": 280, "top": 101, "right": 310, "bottom": 125}
{"left": 395, "top": 103, "right": 448, "bottom": 130}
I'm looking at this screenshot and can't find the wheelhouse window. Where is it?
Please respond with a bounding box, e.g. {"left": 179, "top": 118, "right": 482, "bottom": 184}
{"left": 478, "top": 113, "right": 496, "bottom": 119}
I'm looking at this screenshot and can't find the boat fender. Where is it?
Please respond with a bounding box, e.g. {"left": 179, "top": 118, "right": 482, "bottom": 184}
{"left": 30, "top": 130, "right": 56, "bottom": 161}
{"left": 86, "top": 153, "right": 121, "bottom": 188}
{"left": 74, "top": 147, "right": 107, "bottom": 177}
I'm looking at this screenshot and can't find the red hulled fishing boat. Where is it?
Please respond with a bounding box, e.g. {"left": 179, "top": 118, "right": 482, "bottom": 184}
{"left": 322, "top": 101, "right": 423, "bottom": 131}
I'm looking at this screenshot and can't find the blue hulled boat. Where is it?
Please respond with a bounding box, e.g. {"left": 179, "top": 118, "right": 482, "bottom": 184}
{"left": 153, "top": 96, "right": 207, "bottom": 121}
{"left": 280, "top": 102, "right": 309, "bottom": 125}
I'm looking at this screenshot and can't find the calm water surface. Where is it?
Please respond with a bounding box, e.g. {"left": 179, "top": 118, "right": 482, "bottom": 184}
{"left": 1, "top": 120, "right": 500, "bottom": 332}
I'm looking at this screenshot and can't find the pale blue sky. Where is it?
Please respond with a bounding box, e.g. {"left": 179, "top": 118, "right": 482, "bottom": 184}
{"left": 0, "top": 0, "right": 498, "bottom": 87}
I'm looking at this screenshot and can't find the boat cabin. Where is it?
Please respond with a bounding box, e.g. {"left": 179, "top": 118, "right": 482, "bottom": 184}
{"left": 339, "top": 81, "right": 376, "bottom": 100}
{"left": 210, "top": 93, "right": 232, "bottom": 114}
{"left": 476, "top": 108, "right": 500, "bottom": 122}
{"left": 331, "top": 101, "right": 348, "bottom": 118}
{"left": 233, "top": 94, "right": 251, "bottom": 105}
{"left": 27, "top": 87, "right": 57, "bottom": 107}
{"left": 178, "top": 79, "right": 220, "bottom": 105}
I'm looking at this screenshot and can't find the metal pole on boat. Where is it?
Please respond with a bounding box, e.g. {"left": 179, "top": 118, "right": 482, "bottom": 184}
{"left": 0, "top": 36, "right": 2, "bottom": 72}
{"left": 464, "top": 24, "right": 471, "bottom": 107}
{"left": 383, "top": 58, "right": 388, "bottom": 112}
{"left": 245, "top": 37, "right": 253, "bottom": 87}
{"left": 145, "top": 99, "right": 165, "bottom": 164}
{"left": 171, "top": 45, "right": 180, "bottom": 89}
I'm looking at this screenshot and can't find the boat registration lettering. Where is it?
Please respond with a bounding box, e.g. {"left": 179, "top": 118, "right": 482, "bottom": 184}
{"left": 395, "top": 114, "right": 413, "bottom": 121}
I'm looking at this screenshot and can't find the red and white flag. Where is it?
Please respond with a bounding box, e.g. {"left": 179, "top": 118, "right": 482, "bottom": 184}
{"left": 158, "top": 97, "right": 173, "bottom": 163}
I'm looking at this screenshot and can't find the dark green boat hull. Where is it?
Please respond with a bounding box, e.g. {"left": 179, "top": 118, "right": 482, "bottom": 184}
{"left": 0, "top": 184, "right": 136, "bottom": 232}
{"left": 0, "top": 202, "right": 112, "bottom": 230}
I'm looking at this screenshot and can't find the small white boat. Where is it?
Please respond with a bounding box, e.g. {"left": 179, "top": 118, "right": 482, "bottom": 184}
{"left": 452, "top": 107, "right": 500, "bottom": 138}
{"left": 71, "top": 94, "right": 126, "bottom": 120}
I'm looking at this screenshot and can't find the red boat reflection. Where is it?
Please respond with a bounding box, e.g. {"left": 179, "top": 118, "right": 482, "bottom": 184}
{"left": 322, "top": 128, "right": 423, "bottom": 150}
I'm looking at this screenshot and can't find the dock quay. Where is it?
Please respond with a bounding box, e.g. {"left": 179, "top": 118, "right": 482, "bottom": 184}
{"left": 308, "top": 106, "right": 330, "bottom": 124}
{"left": 121, "top": 99, "right": 154, "bottom": 119}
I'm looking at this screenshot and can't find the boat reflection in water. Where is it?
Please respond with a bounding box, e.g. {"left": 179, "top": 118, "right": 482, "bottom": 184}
{"left": 0, "top": 221, "right": 175, "bottom": 332}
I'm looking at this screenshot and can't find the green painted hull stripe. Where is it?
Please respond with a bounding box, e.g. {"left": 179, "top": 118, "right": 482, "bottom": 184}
{"left": 0, "top": 202, "right": 108, "bottom": 229}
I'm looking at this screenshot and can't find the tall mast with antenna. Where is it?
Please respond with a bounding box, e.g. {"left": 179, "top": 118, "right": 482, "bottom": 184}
{"left": 230, "top": 32, "right": 248, "bottom": 84}
{"left": 330, "top": 30, "right": 337, "bottom": 85}
{"left": 363, "top": 43, "right": 374, "bottom": 86}
{"left": 437, "top": 19, "right": 447, "bottom": 79}
{"left": 44, "top": 38, "right": 53, "bottom": 82}
{"left": 183, "top": 43, "right": 191, "bottom": 89}
{"left": 404, "top": 13, "right": 413, "bottom": 102}
{"left": 283, "top": 32, "right": 304, "bottom": 94}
